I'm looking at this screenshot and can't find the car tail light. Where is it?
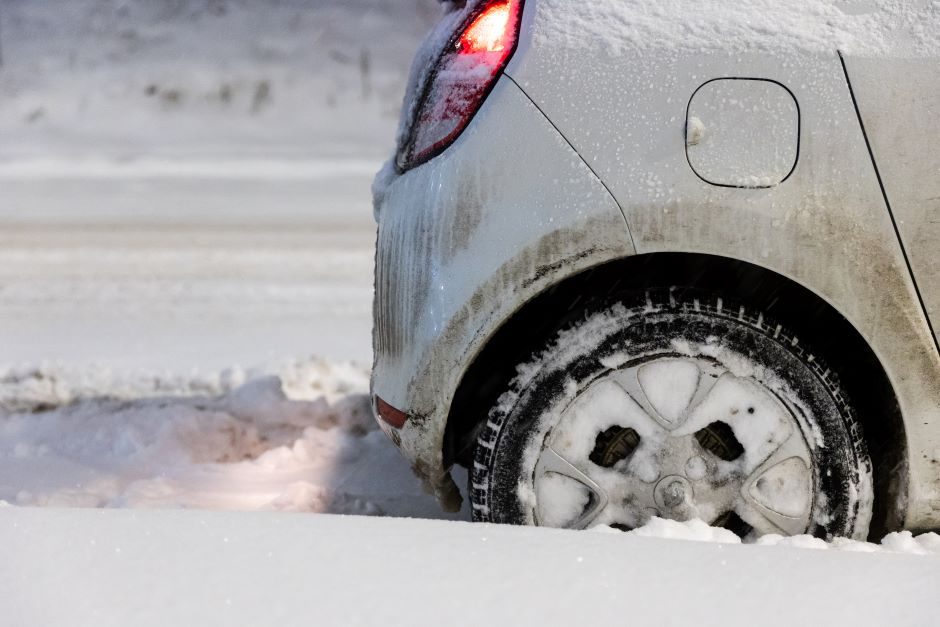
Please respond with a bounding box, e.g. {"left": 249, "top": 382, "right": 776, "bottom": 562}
{"left": 397, "top": 0, "right": 525, "bottom": 171}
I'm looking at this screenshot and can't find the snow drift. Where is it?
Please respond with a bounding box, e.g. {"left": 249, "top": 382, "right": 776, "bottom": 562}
{"left": 1, "top": 509, "right": 939, "bottom": 627}
{"left": 0, "top": 358, "right": 458, "bottom": 520}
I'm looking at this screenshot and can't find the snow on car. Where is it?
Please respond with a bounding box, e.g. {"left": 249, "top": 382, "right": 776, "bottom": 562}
{"left": 371, "top": 0, "right": 940, "bottom": 540}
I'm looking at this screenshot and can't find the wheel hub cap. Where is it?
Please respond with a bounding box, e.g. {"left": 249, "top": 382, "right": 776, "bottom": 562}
{"left": 532, "top": 355, "right": 815, "bottom": 537}
{"left": 656, "top": 475, "right": 693, "bottom": 511}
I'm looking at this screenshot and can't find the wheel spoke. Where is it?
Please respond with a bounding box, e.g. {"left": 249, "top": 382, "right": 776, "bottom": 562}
{"left": 617, "top": 361, "right": 723, "bottom": 431}
{"left": 535, "top": 447, "right": 609, "bottom": 530}
{"left": 616, "top": 369, "right": 679, "bottom": 431}
{"left": 746, "top": 426, "right": 812, "bottom": 478}
{"left": 737, "top": 429, "right": 813, "bottom": 536}
{"left": 682, "top": 370, "right": 723, "bottom": 423}
{"left": 736, "top": 494, "right": 808, "bottom": 537}
{"left": 636, "top": 358, "right": 701, "bottom": 425}
{"left": 561, "top": 378, "right": 667, "bottom": 444}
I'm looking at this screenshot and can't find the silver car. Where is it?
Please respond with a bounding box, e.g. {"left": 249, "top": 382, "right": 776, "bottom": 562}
{"left": 371, "top": 0, "right": 940, "bottom": 540}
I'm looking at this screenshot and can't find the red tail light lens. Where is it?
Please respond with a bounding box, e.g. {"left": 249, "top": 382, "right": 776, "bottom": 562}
{"left": 460, "top": 3, "right": 515, "bottom": 53}
{"left": 397, "top": 0, "right": 525, "bottom": 171}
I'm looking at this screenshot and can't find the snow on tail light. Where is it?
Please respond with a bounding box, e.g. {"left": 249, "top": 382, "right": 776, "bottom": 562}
{"left": 396, "top": 0, "right": 525, "bottom": 171}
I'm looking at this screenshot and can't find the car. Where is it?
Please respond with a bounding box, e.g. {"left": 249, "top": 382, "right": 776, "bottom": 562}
{"left": 369, "top": 0, "right": 940, "bottom": 540}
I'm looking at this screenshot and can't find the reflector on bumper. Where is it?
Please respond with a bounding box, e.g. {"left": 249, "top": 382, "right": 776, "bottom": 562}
{"left": 374, "top": 396, "right": 409, "bottom": 430}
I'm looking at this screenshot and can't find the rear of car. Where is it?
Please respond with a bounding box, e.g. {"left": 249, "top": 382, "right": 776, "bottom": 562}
{"left": 371, "top": 0, "right": 631, "bottom": 508}
{"left": 372, "top": 0, "right": 940, "bottom": 536}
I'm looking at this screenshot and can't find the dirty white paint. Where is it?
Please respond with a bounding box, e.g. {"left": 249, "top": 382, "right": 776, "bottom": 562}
{"left": 504, "top": 4, "right": 940, "bottom": 530}
{"left": 373, "top": 77, "right": 632, "bottom": 505}
{"left": 685, "top": 79, "right": 800, "bottom": 188}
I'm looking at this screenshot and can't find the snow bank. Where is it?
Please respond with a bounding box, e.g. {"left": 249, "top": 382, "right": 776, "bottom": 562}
{"left": 613, "top": 516, "right": 742, "bottom": 544}
{"left": 2, "top": 509, "right": 938, "bottom": 627}
{"left": 593, "top": 517, "right": 940, "bottom": 555}
{"left": 0, "top": 358, "right": 458, "bottom": 519}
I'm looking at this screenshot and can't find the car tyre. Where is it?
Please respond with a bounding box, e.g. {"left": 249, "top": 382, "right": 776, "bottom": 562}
{"left": 470, "top": 289, "right": 873, "bottom": 540}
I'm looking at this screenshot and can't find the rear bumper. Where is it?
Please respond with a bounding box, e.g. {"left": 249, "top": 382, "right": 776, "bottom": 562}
{"left": 371, "top": 76, "right": 633, "bottom": 507}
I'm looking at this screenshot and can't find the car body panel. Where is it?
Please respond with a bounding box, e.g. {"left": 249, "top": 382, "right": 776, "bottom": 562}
{"left": 374, "top": 0, "right": 940, "bottom": 528}
{"left": 503, "top": 6, "right": 940, "bottom": 529}
{"left": 372, "top": 76, "right": 633, "bottom": 506}
{"left": 843, "top": 56, "right": 940, "bottom": 528}
{"left": 844, "top": 57, "right": 940, "bottom": 342}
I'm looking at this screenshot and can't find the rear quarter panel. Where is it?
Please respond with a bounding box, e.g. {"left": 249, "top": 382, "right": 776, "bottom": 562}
{"left": 843, "top": 57, "right": 940, "bottom": 340}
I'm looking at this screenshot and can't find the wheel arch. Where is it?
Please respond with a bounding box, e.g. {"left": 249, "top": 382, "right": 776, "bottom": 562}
{"left": 444, "top": 252, "right": 907, "bottom": 537}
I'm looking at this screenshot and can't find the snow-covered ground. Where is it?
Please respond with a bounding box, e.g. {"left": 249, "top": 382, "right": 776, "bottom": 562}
{"left": 0, "top": 0, "right": 451, "bottom": 519}
{"left": 1, "top": 510, "right": 938, "bottom": 627}
{"left": 1, "top": 1, "right": 940, "bottom": 624}
{"left": 0, "top": 0, "right": 439, "bottom": 160}
{"left": 0, "top": 175, "right": 376, "bottom": 368}
{"left": 0, "top": 0, "right": 432, "bottom": 368}
{"left": 0, "top": 357, "right": 468, "bottom": 520}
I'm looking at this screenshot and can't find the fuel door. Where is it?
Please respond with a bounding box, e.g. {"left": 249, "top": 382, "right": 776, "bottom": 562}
{"left": 686, "top": 78, "right": 800, "bottom": 189}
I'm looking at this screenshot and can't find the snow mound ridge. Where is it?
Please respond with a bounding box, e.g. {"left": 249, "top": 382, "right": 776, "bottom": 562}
{"left": 592, "top": 517, "right": 940, "bottom": 555}
{"left": 0, "top": 358, "right": 450, "bottom": 518}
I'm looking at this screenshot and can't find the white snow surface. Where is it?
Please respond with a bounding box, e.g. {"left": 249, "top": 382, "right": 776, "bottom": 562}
{"left": 0, "top": 357, "right": 462, "bottom": 520}
{"left": 1, "top": 509, "right": 939, "bottom": 627}
{"left": 597, "top": 517, "right": 940, "bottom": 555}
{"left": 532, "top": 0, "right": 940, "bottom": 56}
{"left": 0, "top": 0, "right": 442, "bottom": 161}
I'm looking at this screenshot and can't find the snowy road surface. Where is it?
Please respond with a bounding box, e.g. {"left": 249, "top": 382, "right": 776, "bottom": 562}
{"left": 0, "top": 168, "right": 376, "bottom": 368}
{"left": 2, "top": 509, "right": 938, "bottom": 627}
{"left": 0, "top": 161, "right": 467, "bottom": 519}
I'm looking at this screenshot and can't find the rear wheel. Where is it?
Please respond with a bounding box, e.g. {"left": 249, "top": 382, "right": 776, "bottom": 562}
{"left": 470, "top": 290, "right": 872, "bottom": 540}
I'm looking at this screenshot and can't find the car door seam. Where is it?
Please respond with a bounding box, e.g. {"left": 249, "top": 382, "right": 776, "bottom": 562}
{"left": 838, "top": 50, "right": 940, "bottom": 359}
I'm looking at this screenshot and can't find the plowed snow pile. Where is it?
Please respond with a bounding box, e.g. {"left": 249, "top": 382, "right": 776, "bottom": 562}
{"left": 0, "top": 358, "right": 458, "bottom": 520}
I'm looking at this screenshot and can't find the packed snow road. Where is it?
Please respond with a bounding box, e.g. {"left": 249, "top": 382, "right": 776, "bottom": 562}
{"left": 0, "top": 168, "right": 377, "bottom": 369}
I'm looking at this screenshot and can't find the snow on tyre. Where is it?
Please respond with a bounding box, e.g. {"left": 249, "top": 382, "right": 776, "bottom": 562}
{"left": 471, "top": 290, "right": 873, "bottom": 540}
